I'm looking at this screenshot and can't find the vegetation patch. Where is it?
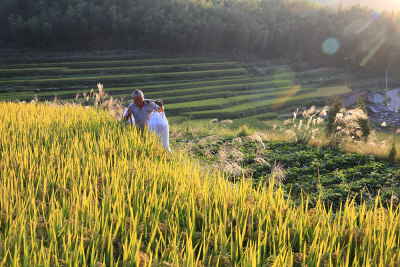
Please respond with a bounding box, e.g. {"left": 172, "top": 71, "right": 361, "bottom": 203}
{"left": 171, "top": 129, "right": 400, "bottom": 209}
{"left": 0, "top": 56, "right": 353, "bottom": 130}
{"left": 1, "top": 102, "right": 400, "bottom": 266}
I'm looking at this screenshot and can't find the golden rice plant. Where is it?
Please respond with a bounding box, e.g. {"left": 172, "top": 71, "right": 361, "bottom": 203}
{"left": 1, "top": 102, "right": 400, "bottom": 266}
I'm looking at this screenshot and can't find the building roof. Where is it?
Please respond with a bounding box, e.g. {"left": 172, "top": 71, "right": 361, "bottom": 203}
{"left": 366, "top": 103, "right": 390, "bottom": 113}
{"left": 365, "top": 91, "right": 383, "bottom": 97}
{"left": 342, "top": 88, "right": 371, "bottom": 97}
{"left": 387, "top": 88, "right": 400, "bottom": 94}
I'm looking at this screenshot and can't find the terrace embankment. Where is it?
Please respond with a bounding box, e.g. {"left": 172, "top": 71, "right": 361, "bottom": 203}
{"left": 0, "top": 54, "right": 351, "bottom": 129}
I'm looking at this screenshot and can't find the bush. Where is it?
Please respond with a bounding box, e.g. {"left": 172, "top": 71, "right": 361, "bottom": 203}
{"left": 326, "top": 105, "right": 372, "bottom": 143}
{"left": 359, "top": 118, "right": 372, "bottom": 141}
{"left": 389, "top": 143, "right": 397, "bottom": 162}
{"left": 237, "top": 124, "right": 255, "bottom": 137}
{"left": 326, "top": 96, "right": 343, "bottom": 137}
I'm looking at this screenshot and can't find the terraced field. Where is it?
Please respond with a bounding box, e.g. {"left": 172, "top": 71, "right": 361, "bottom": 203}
{"left": 0, "top": 55, "right": 351, "bottom": 127}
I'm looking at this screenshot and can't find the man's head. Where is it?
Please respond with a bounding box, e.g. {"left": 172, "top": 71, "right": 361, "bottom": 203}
{"left": 132, "top": 89, "right": 144, "bottom": 105}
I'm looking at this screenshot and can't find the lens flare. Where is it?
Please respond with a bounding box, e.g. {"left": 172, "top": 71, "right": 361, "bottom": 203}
{"left": 373, "top": 11, "right": 380, "bottom": 19}
{"left": 360, "top": 38, "right": 387, "bottom": 67}
{"left": 270, "top": 68, "right": 298, "bottom": 110}
{"left": 354, "top": 19, "right": 374, "bottom": 35}
{"left": 270, "top": 85, "right": 301, "bottom": 111}
{"left": 322, "top": 37, "right": 340, "bottom": 55}
{"left": 392, "top": 14, "right": 400, "bottom": 34}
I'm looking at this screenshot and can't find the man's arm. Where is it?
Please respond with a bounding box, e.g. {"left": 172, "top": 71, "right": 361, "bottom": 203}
{"left": 124, "top": 106, "right": 134, "bottom": 121}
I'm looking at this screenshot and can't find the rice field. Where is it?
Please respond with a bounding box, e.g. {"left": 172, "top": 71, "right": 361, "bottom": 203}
{"left": 1, "top": 102, "right": 400, "bottom": 266}
{"left": 0, "top": 55, "right": 351, "bottom": 128}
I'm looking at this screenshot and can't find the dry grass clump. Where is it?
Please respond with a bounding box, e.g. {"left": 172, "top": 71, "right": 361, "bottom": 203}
{"left": 261, "top": 105, "right": 400, "bottom": 161}
{"left": 342, "top": 137, "right": 400, "bottom": 161}
{"left": 276, "top": 106, "right": 327, "bottom": 145}
{"left": 270, "top": 161, "right": 286, "bottom": 184}
{"left": 251, "top": 130, "right": 289, "bottom": 142}
{"left": 332, "top": 107, "right": 371, "bottom": 141}
{"left": 237, "top": 124, "right": 255, "bottom": 137}
{"left": 215, "top": 137, "right": 248, "bottom": 178}
{"left": 72, "top": 83, "right": 125, "bottom": 120}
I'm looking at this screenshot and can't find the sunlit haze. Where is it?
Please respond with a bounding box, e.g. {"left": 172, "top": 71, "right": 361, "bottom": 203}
{"left": 320, "top": 0, "right": 400, "bottom": 11}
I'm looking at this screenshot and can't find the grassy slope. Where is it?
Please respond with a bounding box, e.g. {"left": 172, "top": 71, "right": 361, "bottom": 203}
{"left": 189, "top": 86, "right": 351, "bottom": 115}
{"left": 1, "top": 102, "right": 400, "bottom": 266}
{"left": 0, "top": 68, "right": 246, "bottom": 84}
{"left": 1, "top": 57, "right": 214, "bottom": 68}
{"left": 0, "top": 76, "right": 251, "bottom": 100}
{"left": 170, "top": 123, "right": 400, "bottom": 208}
{"left": 0, "top": 56, "right": 353, "bottom": 133}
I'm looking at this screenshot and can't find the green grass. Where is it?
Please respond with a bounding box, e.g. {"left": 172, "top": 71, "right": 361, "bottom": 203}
{"left": 0, "top": 76, "right": 253, "bottom": 101}
{"left": 0, "top": 56, "right": 353, "bottom": 133}
{"left": 2, "top": 57, "right": 214, "bottom": 68}
{"left": 0, "top": 67, "right": 69, "bottom": 72}
{"left": 0, "top": 62, "right": 238, "bottom": 73}
{"left": 229, "top": 113, "right": 279, "bottom": 128}
{"left": 159, "top": 86, "right": 291, "bottom": 102}
{"left": 134, "top": 80, "right": 287, "bottom": 101}
{"left": 0, "top": 76, "right": 280, "bottom": 103}
{"left": 189, "top": 85, "right": 351, "bottom": 115}
{"left": 153, "top": 80, "right": 278, "bottom": 95}
{"left": 174, "top": 112, "right": 279, "bottom": 129}
{"left": 165, "top": 86, "right": 313, "bottom": 110}
{"left": 60, "top": 62, "right": 239, "bottom": 73}
{"left": 104, "top": 75, "right": 252, "bottom": 91}
{"left": 0, "top": 62, "right": 239, "bottom": 79}
{"left": 0, "top": 68, "right": 246, "bottom": 84}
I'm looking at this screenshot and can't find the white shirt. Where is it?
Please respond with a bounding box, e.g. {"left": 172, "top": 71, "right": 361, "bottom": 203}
{"left": 128, "top": 101, "right": 159, "bottom": 129}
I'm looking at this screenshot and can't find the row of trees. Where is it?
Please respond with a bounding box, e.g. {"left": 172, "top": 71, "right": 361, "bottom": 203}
{"left": 1, "top": 0, "right": 400, "bottom": 70}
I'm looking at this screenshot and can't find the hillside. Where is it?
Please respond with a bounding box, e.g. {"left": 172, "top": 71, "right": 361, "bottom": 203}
{"left": 1, "top": 102, "right": 400, "bottom": 265}
{"left": 2, "top": 0, "right": 400, "bottom": 72}
{"left": 0, "top": 54, "right": 355, "bottom": 129}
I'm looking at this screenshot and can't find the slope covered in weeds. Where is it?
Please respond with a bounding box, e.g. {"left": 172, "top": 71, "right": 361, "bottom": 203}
{"left": 1, "top": 102, "right": 400, "bottom": 266}
{"left": 170, "top": 129, "right": 400, "bottom": 209}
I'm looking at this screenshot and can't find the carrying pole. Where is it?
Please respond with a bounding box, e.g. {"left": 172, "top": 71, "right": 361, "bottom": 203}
{"left": 129, "top": 99, "right": 159, "bottom": 103}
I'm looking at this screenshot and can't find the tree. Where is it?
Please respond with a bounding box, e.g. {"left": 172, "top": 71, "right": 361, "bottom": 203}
{"left": 1, "top": 0, "right": 400, "bottom": 68}
{"left": 389, "top": 143, "right": 397, "bottom": 162}
{"left": 326, "top": 96, "right": 343, "bottom": 136}
{"left": 356, "top": 96, "right": 372, "bottom": 140}
{"left": 358, "top": 117, "right": 372, "bottom": 141}
{"left": 356, "top": 96, "right": 367, "bottom": 113}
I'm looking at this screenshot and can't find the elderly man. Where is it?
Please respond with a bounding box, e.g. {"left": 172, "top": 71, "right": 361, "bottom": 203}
{"left": 124, "top": 89, "right": 164, "bottom": 129}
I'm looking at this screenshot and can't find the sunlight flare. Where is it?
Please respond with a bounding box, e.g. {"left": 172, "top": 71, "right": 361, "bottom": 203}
{"left": 322, "top": 37, "right": 340, "bottom": 55}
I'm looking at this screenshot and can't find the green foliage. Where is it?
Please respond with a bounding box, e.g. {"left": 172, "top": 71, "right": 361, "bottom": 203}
{"left": 359, "top": 117, "right": 372, "bottom": 140}
{"left": 389, "top": 143, "right": 397, "bottom": 162}
{"left": 172, "top": 129, "right": 400, "bottom": 209}
{"left": 356, "top": 96, "right": 367, "bottom": 113}
{"left": 237, "top": 124, "right": 254, "bottom": 137}
{"left": 355, "top": 97, "right": 372, "bottom": 140}
{"left": 2, "top": 0, "right": 400, "bottom": 72}
{"left": 326, "top": 96, "right": 343, "bottom": 137}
